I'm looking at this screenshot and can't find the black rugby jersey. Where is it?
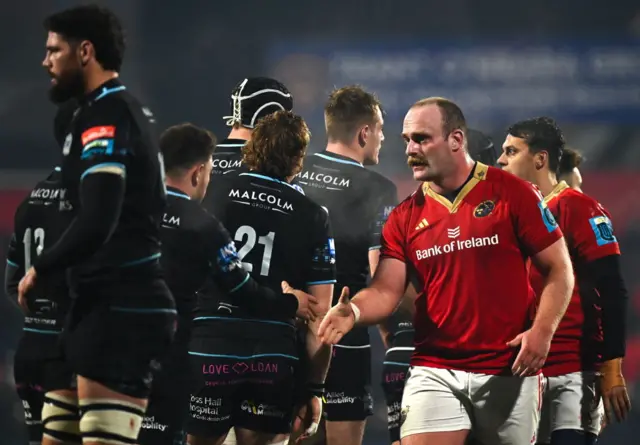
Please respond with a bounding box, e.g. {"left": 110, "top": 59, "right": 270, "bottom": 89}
{"left": 36, "top": 79, "right": 168, "bottom": 290}
{"left": 297, "top": 151, "right": 398, "bottom": 345}
{"left": 211, "top": 138, "right": 248, "bottom": 178}
{"left": 202, "top": 172, "right": 336, "bottom": 323}
{"left": 5, "top": 168, "right": 71, "bottom": 357}
{"left": 160, "top": 186, "right": 299, "bottom": 321}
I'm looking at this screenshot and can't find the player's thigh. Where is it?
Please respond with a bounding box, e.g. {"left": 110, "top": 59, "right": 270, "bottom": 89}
{"left": 471, "top": 373, "right": 543, "bottom": 445}
{"left": 186, "top": 339, "right": 239, "bottom": 440}
{"left": 537, "top": 376, "right": 554, "bottom": 445}
{"left": 400, "top": 366, "right": 472, "bottom": 440}
{"left": 324, "top": 346, "right": 373, "bottom": 422}
{"left": 234, "top": 352, "right": 298, "bottom": 435}
{"left": 14, "top": 355, "right": 46, "bottom": 444}
{"left": 547, "top": 372, "right": 602, "bottom": 436}
{"left": 41, "top": 389, "right": 81, "bottom": 445}
{"left": 64, "top": 283, "right": 176, "bottom": 399}
{"left": 382, "top": 367, "right": 409, "bottom": 443}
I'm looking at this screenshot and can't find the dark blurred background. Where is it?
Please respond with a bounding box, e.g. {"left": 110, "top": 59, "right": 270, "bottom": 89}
{"left": 1, "top": 1, "right": 639, "bottom": 443}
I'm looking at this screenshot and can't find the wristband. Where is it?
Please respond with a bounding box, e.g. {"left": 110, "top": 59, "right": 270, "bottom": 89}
{"left": 350, "top": 302, "right": 361, "bottom": 323}
{"left": 307, "top": 382, "right": 325, "bottom": 398}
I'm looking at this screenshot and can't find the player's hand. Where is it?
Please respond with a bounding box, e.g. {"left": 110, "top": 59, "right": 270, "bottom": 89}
{"left": 17, "top": 267, "right": 37, "bottom": 314}
{"left": 507, "top": 327, "right": 552, "bottom": 377}
{"left": 598, "top": 358, "right": 631, "bottom": 424}
{"left": 282, "top": 281, "right": 319, "bottom": 322}
{"left": 318, "top": 287, "right": 354, "bottom": 345}
{"left": 292, "top": 396, "right": 323, "bottom": 444}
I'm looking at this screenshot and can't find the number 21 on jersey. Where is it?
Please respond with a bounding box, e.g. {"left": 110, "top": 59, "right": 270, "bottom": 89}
{"left": 234, "top": 225, "right": 275, "bottom": 277}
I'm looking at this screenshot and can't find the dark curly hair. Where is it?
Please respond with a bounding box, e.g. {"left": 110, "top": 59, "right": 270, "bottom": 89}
{"left": 507, "top": 117, "right": 565, "bottom": 174}
{"left": 44, "top": 4, "right": 126, "bottom": 72}
{"left": 242, "top": 111, "right": 310, "bottom": 180}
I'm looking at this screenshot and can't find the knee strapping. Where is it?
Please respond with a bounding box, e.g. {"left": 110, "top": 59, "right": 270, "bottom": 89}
{"left": 42, "top": 392, "right": 81, "bottom": 444}
{"left": 78, "top": 398, "right": 145, "bottom": 445}
{"left": 551, "top": 429, "right": 598, "bottom": 445}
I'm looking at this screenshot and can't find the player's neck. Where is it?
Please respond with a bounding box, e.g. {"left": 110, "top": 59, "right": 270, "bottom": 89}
{"left": 325, "top": 142, "right": 364, "bottom": 164}
{"left": 165, "top": 179, "right": 192, "bottom": 199}
{"left": 84, "top": 69, "right": 119, "bottom": 97}
{"left": 227, "top": 127, "right": 252, "bottom": 141}
{"left": 536, "top": 171, "right": 558, "bottom": 197}
{"left": 430, "top": 157, "right": 475, "bottom": 195}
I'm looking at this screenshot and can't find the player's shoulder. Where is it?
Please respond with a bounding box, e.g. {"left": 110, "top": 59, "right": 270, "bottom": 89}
{"left": 557, "top": 187, "right": 610, "bottom": 216}
{"left": 90, "top": 84, "right": 153, "bottom": 127}
{"left": 389, "top": 184, "right": 422, "bottom": 218}
{"left": 485, "top": 165, "right": 542, "bottom": 198}
{"left": 364, "top": 168, "right": 398, "bottom": 193}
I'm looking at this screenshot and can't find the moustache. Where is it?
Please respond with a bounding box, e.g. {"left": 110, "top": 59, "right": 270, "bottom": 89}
{"left": 407, "top": 156, "right": 428, "bottom": 167}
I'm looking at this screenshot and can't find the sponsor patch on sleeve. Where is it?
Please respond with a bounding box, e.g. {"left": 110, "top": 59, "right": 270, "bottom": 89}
{"left": 81, "top": 125, "right": 116, "bottom": 146}
{"left": 589, "top": 215, "right": 617, "bottom": 246}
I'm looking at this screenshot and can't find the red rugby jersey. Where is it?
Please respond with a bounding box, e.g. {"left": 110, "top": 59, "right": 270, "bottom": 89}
{"left": 381, "top": 163, "right": 562, "bottom": 374}
{"left": 529, "top": 181, "right": 620, "bottom": 376}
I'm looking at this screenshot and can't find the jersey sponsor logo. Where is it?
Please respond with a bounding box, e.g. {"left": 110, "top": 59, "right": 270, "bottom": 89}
{"left": 589, "top": 215, "right": 617, "bottom": 246}
{"left": 229, "top": 189, "right": 293, "bottom": 213}
{"left": 241, "top": 400, "right": 286, "bottom": 418}
{"left": 30, "top": 187, "right": 66, "bottom": 201}
{"left": 296, "top": 170, "right": 351, "bottom": 189}
{"left": 473, "top": 200, "right": 495, "bottom": 218}
{"left": 162, "top": 213, "right": 181, "bottom": 227}
{"left": 81, "top": 125, "right": 116, "bottom": 146}
{"left": 140, "top": 416, "right": 168, "bottom": 432}
{"left": 313, "top": 238, "right": 336, "bottom": 265}
{"left": 415, "top": 227, "right": 500, "bottom": 260}
{"left": 537, "top": 201, "right": 558, "bottom": 232}
{"left": 82, "top": 138, "right": 111, "bottom": 152}
{"left": 383, "top": 205, "right": 395, "bottom": 218}
{"left": 212, "top": 158, "right": 243, "bottom": 170}
{"left": 62, "top": 133, "right": 72, "bottom": 156}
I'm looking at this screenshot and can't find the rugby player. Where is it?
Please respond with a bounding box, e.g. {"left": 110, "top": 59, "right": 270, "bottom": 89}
{"left": 377, "top": 128, "right": 496, "bottom": 445}
{"left": 187, "top": 111, "right": 335, "bottom": 445}
{"left": 19, "top": 6, "right": 175, "bottom": 444}
{"left": 498, "top": 117, "right": 631, "bottom": 445}
{"left": 294, "top": 85, "right": 397, "bottom": 445}
{"left": 319, "top": 97, "right": 575, "bottom": 445}
{"left": 557, "top": 147, "right": 584, "bottom": 192}
{"left": 137, "top": 123, "right": 318, "bottom": 445}
{"left": 208, "top": 77, "right": 293, "bottom": 179}
{"left": 5, "top": 166, "right": 71, "bottom": 445}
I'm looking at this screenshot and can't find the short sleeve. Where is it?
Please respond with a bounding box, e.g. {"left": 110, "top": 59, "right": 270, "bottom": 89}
{"left": 380, "top": 206, "right": 407, "bottom": 263}
{"left": 306, "top": 206, "right": 337, "bottom": 286}
{"left": 369, "top": 182, "right": 399, "bottom": 250}
{"left": 78, "top": 104, "right": 134, "bottom": 181}
{"left": 568, "top": 200, "right": 620, "bottom": 262}
{"left": 510, "top": 179, "right": 563, "bottom": 256}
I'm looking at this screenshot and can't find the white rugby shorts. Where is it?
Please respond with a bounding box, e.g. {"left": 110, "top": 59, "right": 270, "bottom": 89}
{"left": 400, "top": 366, "right": 543, "bottom": 445}
{"left": 537, "top": 371, "right": 603, "bottom": 443}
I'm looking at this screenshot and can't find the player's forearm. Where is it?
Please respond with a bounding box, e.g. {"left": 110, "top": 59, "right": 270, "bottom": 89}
{"left": 305, "top": 320, "right": 332, "bottom": 383}
{"left": 4, "top": 262, "right": 20, "bottom": 308}
{"left": 351, "top": 285, "right": 402, "bottom": 326}
{"left": 532, "top": 260, "right": 574, "bottom": 335}
{"left": 591, "top": 255, "right": 628, "bottom": 360}
{"left": 34, "top": 174, "right": 124, "bottom": 274}
{"left": 218, "top": 269, "right": 298, "bottom": 317}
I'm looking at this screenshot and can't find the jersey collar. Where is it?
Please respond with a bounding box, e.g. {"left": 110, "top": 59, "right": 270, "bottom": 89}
{"left": 86, "top": 78, "right": 126, "bottom": 104}
{"left": 543, "top": 180, "right": 569, "bottom": 204}
{"left": 215, "top": 138, "right": 247, "bottom": 154}
{"left": 315, "top": 150, "right": 364, "bottom": 168}
{"left": 166, "top": 186, "right": 191, "bottom": 200}
{"left": 422, "top": 162, "right": 489, "bottom": 213}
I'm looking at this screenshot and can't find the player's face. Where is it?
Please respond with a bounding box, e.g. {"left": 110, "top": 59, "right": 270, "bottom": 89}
{"left": 193, "top": 157, "right": 213, "bottom": 202}
{"left": 402, "top": 105, "right": 457, "bottom": 182}
{"left": 363, "top": 107, "right": 385, "bottom": 166}
{"left": 42, "top": 32, "right": 85, "bottom": 104}
{"left": 498, "top": 135, "right": 538, "bottom": 183}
